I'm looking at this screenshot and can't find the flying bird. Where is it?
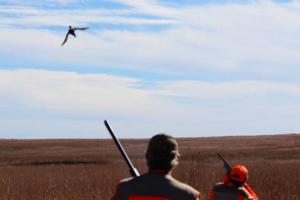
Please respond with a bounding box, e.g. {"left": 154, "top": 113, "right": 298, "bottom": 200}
{"left": 61, "top": 26, "right": 89, "bottom": 46}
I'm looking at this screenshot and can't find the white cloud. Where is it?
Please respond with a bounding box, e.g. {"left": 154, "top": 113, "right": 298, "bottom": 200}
{"left": 0, "top": 4, "right": 176, "bottom": 27}
{"left": 1, "top": 1, "right": 300, "bottom": 78}
{"left": 150, "top": 80, "right": 300, "bottom": 99}
{"left": 0, "top": 69, "right": 300, "bottom": 138}
{"left": 1, "top": 0, "right": 83, "bottom": 5}
{"left": 111, "top": 0, "right": 179, "bottom": 17}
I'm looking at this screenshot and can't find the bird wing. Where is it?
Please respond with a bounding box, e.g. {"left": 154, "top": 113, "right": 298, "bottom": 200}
{"left": 74, "top": 27, "right": 89, "bottom": 31}
{"left": 61, "top": 32, "right": 69, "bottom": 46}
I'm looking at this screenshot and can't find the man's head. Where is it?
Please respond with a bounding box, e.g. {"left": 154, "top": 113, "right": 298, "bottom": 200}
{"left": 230, "top": 164, "right": 248, "bottom": 184}
{"left": 146, "top": 133, "right": 180, "bottom": 171}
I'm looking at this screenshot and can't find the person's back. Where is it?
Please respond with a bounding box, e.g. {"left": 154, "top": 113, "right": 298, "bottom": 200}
{"left": 210, "top": 182, "right": 254, "bottom": 200}
{"left": 114, "top": 171, "right": 199, "bottom": 200}
{"left": 111, "top": 134, "right": 200, "bottom": 200}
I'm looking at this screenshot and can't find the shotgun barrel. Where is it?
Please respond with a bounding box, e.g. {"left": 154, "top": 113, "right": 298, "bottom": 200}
{"left": 104, "top": 120, "right": 140, "bottom": 177}
{"left": 217, "top": 153, "right": 232, "bottom": 175}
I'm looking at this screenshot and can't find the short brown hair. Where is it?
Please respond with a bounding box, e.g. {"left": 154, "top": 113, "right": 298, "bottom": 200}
{"left": 146, "top": 133, "right": 180, "bottom": 170}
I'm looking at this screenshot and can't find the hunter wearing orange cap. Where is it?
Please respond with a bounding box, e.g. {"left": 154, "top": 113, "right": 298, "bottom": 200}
{"left": 209, "top": 164, "right": 259, "bottom": 200}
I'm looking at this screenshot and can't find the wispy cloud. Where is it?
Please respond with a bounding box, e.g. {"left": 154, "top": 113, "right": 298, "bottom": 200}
{"left": 1, "top": 69, "right": 300, "bottom": 138}
{"left": 0, "top": 5, "right": 176, "bottom": 27}
{"left": 150, "top": 80, "right": 300, "bottom": 99}
{"left": 1, "top": 1, "right": 300, "bottom": 80}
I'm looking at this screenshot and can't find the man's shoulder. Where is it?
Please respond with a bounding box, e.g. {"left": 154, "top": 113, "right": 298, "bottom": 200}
{"left": 117, "top": 173, "right": 148, "bottom": 188}
{"left": 117, "top": 176, "right": 137, "bottom": 189}
{"left": 211, "top": 183, "right": 254, "bottom": 199}
{"left": 212, "top": 182, "right": 227, "bottom": 190}
{"left": 167, "top": 175, "right": 200, "bottom": 197}
{"left": 212, "top": 182, "right": 240, "bottom": 193}
{"left": 116, "top": 176, "right": 138, "bottom": 194}
{"left": 119, "top": 177, "right": 134, "bottom": 184}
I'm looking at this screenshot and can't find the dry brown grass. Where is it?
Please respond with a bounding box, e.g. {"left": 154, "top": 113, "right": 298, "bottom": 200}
{"left": 0, "top": 134, "right": 299, "bottom": 200}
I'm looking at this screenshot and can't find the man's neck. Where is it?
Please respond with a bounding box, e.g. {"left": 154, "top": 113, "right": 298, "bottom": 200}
{"left": 149, "top": 168, "right": 172, "bottom": 175}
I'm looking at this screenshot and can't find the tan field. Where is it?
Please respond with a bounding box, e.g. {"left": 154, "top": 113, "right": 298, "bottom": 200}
{"left": 0, "top": 134, "right": 299, "bottom": 200}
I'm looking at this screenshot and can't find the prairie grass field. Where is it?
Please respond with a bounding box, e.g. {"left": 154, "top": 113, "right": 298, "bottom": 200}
{"left": 0, "top": 134, "right": 299, "bottom": 200}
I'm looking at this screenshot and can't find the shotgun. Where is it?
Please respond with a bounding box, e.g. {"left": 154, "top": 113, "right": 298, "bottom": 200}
{"left": 104, "top": 120, "right": 140, "bottom": 177}
{"left": 217, "top": 153, "right": 232, "bottom": 175}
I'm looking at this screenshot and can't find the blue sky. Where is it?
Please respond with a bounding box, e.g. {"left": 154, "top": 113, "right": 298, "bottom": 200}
{"left": 0, "top": 0, "right": 300, "bottom": 138}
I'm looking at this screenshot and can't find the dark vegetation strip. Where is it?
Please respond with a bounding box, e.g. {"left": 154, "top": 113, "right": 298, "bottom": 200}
{"left": 7, "top": 160, "right": 109, "bottom": 166}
